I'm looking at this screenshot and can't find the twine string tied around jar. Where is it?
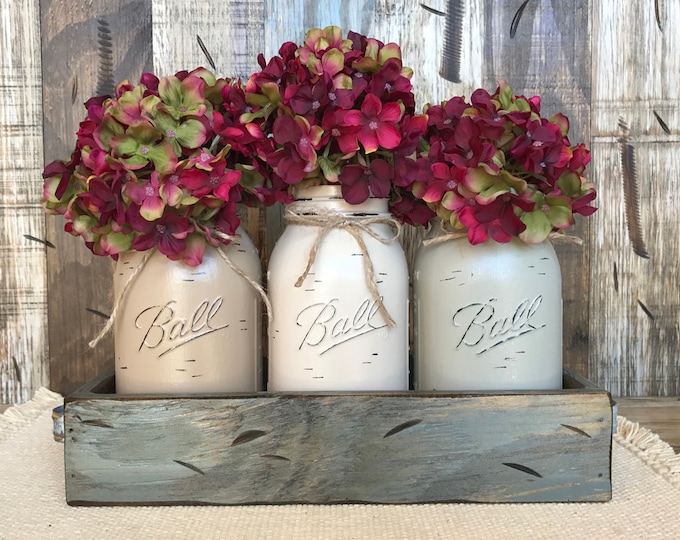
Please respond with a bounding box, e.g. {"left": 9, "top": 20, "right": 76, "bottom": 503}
{"left": 88, "top": 230, "right": 272, "bottom": 349}
{"left": 285, "top": 207, "right": 402, "bottom": 328}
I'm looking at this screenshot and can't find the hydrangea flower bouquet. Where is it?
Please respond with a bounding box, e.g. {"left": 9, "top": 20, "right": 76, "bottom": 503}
{"left": 42, "top": 68, "right": 270, "bottom": 266}
{"left": 412, "top": 81, "right": 596, "bottom": 243}
{"left": 242, "top": 25, "right": 435, "bottom": 225}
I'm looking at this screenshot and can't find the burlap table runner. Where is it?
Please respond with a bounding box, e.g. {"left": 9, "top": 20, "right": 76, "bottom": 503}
{"left": 1, "top": 388, "right": 679, "bottom": 540}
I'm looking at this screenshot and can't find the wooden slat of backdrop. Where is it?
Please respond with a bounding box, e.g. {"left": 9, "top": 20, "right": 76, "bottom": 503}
{"left": 40, "top": 0, "right": 153, "bottom": 396}
{"left": 591, "top": 0, "right": 680, "bottom": 396}
{"left": 0, "top": 0, "right": 48, "bottom": 403}
{"left": 478, "top": 0, "right": 593, "bottom": 380}
{"left": 151, "top": 0, "right": 271, "bottom": 262}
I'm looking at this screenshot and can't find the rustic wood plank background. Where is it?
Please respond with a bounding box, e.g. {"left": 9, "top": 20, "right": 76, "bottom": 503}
{"left": 39, "top": 0, "right": 153, "bottom": 399}
{"left": 1, "top": 0, "right": 679, "bottom": 402}
{"left": 590, "top": 0, "right": 680, "bottom": 396}
{"left": 0, "top": 0, "right": 48, "bottom": 404}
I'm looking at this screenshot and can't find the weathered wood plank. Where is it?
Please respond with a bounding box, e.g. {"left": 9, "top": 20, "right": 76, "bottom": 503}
{"left": 151, "top": 0, "right": 269, "bottom": 263}
{"left": 590, "top": 0, "right": 680, "bottom": 396}
{"left": 152, "top": 0, "right": 264, "bottom": 79}
{"left": 40, "top": 0, "right": 153, "bottom": 396}
{"left": 478, "top": 0, "right": 593, "bottom": 382}
{"left": 0, "top": 0, "right": 48, "bottom": 403}
{"left": 64, "top": 372, "right": 612, "bottom": 505}
{"left": 616, "top": 397, "right": 680, "bottom": 451}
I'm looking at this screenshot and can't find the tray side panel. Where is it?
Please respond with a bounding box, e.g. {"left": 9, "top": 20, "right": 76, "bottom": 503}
{"left": 64, "top": 393, "right": 612, "bottom": 505}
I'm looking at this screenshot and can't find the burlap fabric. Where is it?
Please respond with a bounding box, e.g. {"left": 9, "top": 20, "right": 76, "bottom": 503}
{"left": 1, "top": 388, "right": 679, "bottom": 540}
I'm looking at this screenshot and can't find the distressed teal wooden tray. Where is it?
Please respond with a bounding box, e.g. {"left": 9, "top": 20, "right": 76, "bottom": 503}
{"left": 63, "top": 368, "right": 613, "bottom": 506}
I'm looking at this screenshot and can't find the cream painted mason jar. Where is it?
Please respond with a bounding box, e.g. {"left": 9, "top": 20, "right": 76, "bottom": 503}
{"left": 267, "top": 185, "right": 409, "bottom": 391}
{"left": 413, "top": 232, "right": 562, "bottom": 391}
{"left": 113, "top": 227, "right": 262, "bottom": 394}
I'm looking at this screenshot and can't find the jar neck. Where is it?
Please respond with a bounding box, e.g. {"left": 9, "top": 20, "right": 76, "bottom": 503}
{"left": 291, "top": 184, "right": 389, "bottom": 215}
{"left": 426, "top": 217, "right": 553, "bottom": 247}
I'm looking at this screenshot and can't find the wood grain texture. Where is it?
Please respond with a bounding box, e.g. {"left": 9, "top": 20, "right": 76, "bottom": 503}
{"left": 0, "top": 0, "right": 49, "bottom": 403}
{"left": 40, "top": 0, "right": 153, "bottom": 396}
{"left": 590, "top": 0, "right": 680, "bottom": 396}
{"left": 616, "top": 397, "right": 680, "bottom": 451}
{"left": 64, "top": 371, "right": 612, "bottom": 505}
{"left": 152, "top": 0, "right": 264, "bottom": 79}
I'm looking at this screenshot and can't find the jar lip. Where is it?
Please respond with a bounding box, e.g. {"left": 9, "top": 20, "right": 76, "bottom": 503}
{"left": 291, "top": 184, "right": 389, "bottom": 217}
{"left": 292, "top": 184, "right": 390, "bottom": 215}
{"left": 293, "top": 184, "right": 344, "bottom": 201}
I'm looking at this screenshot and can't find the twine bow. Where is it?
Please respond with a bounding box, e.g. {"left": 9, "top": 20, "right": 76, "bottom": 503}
{"left": 88, "top": 232, "right": 272, "bottom": 349}
{"left": 285, "top": 207, "right": 402, "bottom": 328}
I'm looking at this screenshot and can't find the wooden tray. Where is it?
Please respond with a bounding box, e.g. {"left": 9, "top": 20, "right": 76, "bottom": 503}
{"left": 64, "top": 369, "right": 613, "bottom": 505}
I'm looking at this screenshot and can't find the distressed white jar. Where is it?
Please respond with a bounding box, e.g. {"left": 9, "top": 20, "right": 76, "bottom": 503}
{"left": 267, "top": 185, "right": 409, "bottom": 391}
{"left": 414, "top": 232, "right": 562, "bottom": 391}
{"left": 114, "top": 228, "right": 262, "bottom": 394}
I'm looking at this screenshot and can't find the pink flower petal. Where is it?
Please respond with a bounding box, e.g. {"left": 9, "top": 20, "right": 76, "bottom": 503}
{"left": 378, "top": 101, "right": 402, "bottom": 123}
{"left": 341, "top": 179, "right": 370, "bottom": 204}
{"left": 375, "top": 123, "right": 401, "bottom": 149}
{"left": 140, "top": 197, "right": 165, "bottom": 221}
{"left": 357, "top": 129, "right": 379, "bottom": 153}
{"left": 360, "top": 94, "right": 382, "bottom": 116}
{"left": 467, "top": 225, "right": 488, "bottom": 245}
{"left": 182, "top": 235, "right": 206, "bottom": 266}
{"left": 321, "top": 48, "right": 345, "bottom": 77}
{"left": 336, "top": 131, "right": 360, "bottom": 153}
{"left": 341, "top": 110, "right": 365, "bottom": 127}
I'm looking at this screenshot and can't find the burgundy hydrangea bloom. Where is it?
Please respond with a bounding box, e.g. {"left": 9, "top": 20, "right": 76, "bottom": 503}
{"left": 339, "top": 159, "right": 394, "bottom": 204}
{"left": 82, "top": 177, "right": 126, "bottom": 227}
{"left": 393, "top": 114, "right": 428, "bottom": 157}
{"left": 425, "top": 96, "right": 468, "bottom": 132}
{"left": 180, "top": 159, "right": 242, "bottom": 198}
{"left": 367, "top": 58, "right": 415, "bottom": 110}
{"left": 42, "top": 67, "right": 270, "bottom": 265}
{"left": 409, "top": 81, "right": 596, "bottom": 244}
{"left": 272, "top": 115, "right": 324, "bottom": 170}
{"left": 389, "top": 191, "right": 437, "bottom": 226}
{"left": 264, "top": 142, "right": 311, "bottom": 185}
{"left": 572, "top": 188, "right": 597, "bottom": 216}
{"left": 129, "top": 210, "right": 193, "bottom": 260}
{"left": 458, "top": 193, "right": 529, "bottom": 244}
{"left": 445, "top": 116, "right": 497, "bottom": 168}
{"left": 123, "top": 172, "right": 167, "bottom": 221}
{"left": 286, "top": 80, "right": 330, "bottom": 118}
{"left": 42, "top": 150, "right": 81, "bottom": 201}
{"left": 321, "top": 110, "right": 361, "bottom": 154}
{"left": 244, "top": 25, "right": 433, "bottom": 225}
{"left": 418, "top": 162, "right": 465, "bottom": 204}
{"left": 342, "top": 94, "right": 402, "bottom": 153}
